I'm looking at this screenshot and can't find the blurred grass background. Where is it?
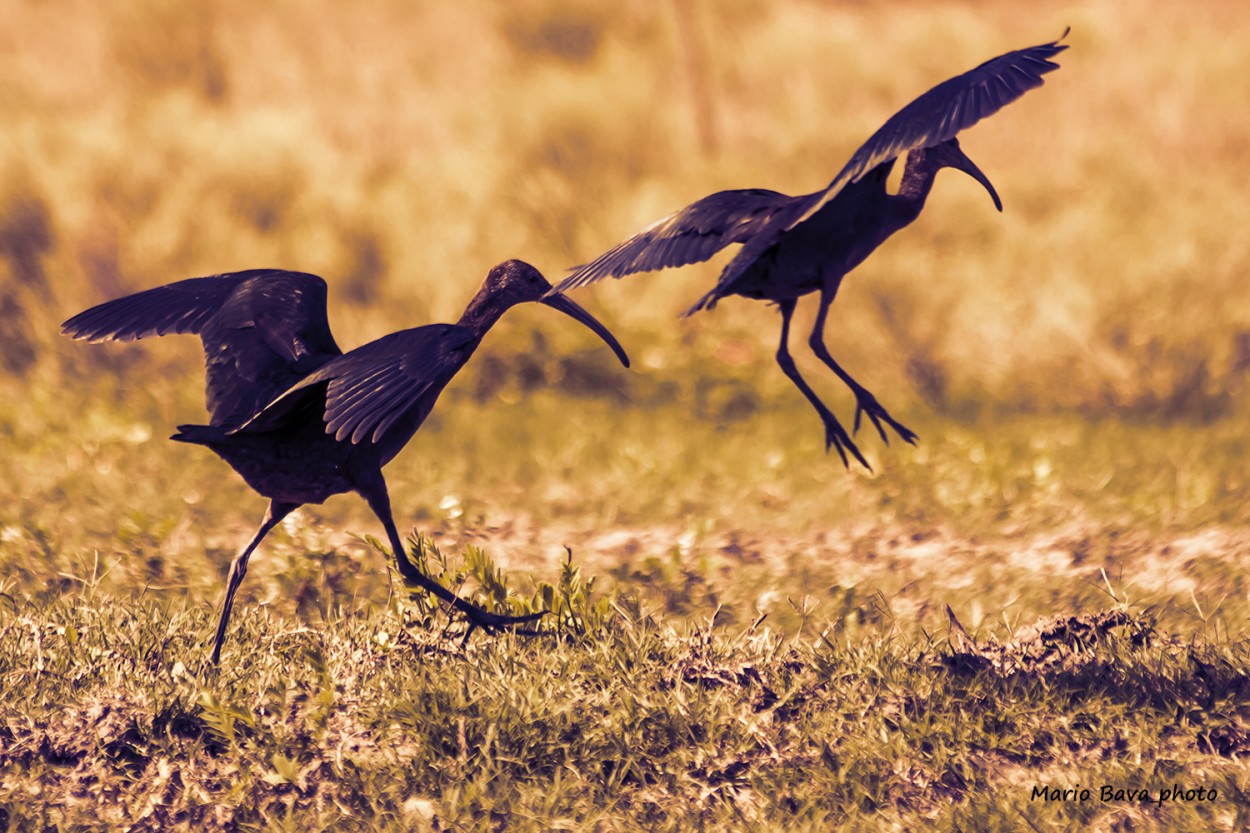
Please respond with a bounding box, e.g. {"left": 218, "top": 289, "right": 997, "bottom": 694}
{"left": 2, "top": 0, "right": 1250, "bottom": 638}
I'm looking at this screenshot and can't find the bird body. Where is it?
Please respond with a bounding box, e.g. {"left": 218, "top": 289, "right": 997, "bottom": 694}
{"left": 171, "top": 417, "right": 377, "bottom": 506}
{"left": 713, "top": 163, "right": 907, "bottom": 305}
{"left": 553, "top": 35, "right": 1067, "bottom": 467}
{"left": 172, "top": 322, "right": 478, "bottom": 505}
{"left": 63, "top": 260, "right": 629, "bottom": 663}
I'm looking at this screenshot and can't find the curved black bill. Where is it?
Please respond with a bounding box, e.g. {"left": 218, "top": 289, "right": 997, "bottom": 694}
{"left": 951, "top": 147, "right": 1003, "bottom": 212}
{"left": 540, "top": 294, "right": 631, "bottom": 368}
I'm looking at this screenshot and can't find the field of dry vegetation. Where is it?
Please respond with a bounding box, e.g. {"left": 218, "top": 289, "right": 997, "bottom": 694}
{"left": 2, "top": 0, "right": 1250, "bottom": 830}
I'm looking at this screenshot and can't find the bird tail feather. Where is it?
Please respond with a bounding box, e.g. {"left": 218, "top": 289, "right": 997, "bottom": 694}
{"left": 170, "top": 423, "right": 228, "bottom": 446}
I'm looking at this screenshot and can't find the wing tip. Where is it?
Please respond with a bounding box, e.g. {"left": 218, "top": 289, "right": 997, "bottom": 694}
{"left": 59, "top": 320, "right": 139, "bottom": 344}
{"left": 1033, "top": 27, "right": 1072, "bottom": 60}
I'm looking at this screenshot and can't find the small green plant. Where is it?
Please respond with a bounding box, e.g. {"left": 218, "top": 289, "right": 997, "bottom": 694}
{"left": 531, "top": 546, "right": 615, "bottom": 636}
{"left": 369, "top": 533, "right": 616, "bottom": 640}
{"left": 196, "top": 688, "right": 259, "bottom": 750}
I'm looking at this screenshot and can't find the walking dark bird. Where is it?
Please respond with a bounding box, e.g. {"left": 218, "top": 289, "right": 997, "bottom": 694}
{"left": 62, "top": 261, "right": 630, "bottom": 664}
{"left": 552, "top": 34, "right": 1067, "bottom": 468}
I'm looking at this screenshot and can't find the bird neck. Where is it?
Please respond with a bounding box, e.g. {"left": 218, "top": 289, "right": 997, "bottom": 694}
{"left": 891, "top": 149, "right": 940, "bottom": 219}
{"left": 455, "top": 290, "right": 511, "bottom": 337}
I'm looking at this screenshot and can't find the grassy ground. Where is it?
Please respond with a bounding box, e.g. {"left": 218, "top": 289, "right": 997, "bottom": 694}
{"left": 4, "top": 592, "right": 1249, "bottom": 831}
{"left": 4, "top": 382, "right": 1250, "bottom": 830}
{"left": 3, "top": 0, "right": 1250, "bottom": 829}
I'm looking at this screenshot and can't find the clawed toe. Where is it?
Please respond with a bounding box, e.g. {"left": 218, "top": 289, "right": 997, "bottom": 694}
{"left": 852, "top": 393, "right": 918, "bottom": 446}
{"left": 462, "top": 607, "right": 549, "bottom": 641}
{"left": 823, "top": 418, "right": 871, "bottom": 472}
{"left": 474, "top": 608, "right": 548, "bottom": 631}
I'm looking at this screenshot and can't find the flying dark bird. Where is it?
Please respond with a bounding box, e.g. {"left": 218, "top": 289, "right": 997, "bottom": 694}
{"left": 62, "top": 261, "right": 630, "bottom": 664}
{"left": 553, "top": 34, "right": 1067, "bottom": 468}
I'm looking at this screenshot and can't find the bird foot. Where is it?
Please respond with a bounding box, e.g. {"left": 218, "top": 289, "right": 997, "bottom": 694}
{"left": 457, "top": 606, "right": 550, "bottom": 645}
{"left": 822, "top": 415, "right": 871, "bottom": 472}
{"left": 852, "top": 391, "right": 918, "bottom": 446}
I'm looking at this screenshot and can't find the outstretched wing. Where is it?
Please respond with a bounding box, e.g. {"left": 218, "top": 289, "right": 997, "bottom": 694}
{"left": 554, "top": 33, "right": 1066, "bottom": 309}
{"left": 688, "top": 33, "right": 1068, "bottom": 314}
{"left": 62, "top": 274, "right": 254, "bottom": 343}
{"left": 237, "top": 324, "right": 476, "bottom": 446}
{"left": 791, "top": 33, "right": 1068, "bottom": 228}
{"left": 62, "top": 270, "right": 343, "bottom": 428}
{"left": 552, "top": 188, "right": 797, "bottom": 293}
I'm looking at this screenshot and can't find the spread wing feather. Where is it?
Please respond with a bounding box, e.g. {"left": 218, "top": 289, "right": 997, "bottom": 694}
{"left": 553, "top": 189, "right": 797, "bottom": 293}
{"left": 237, "top": 324, "right": 476, "bottom": 445}
{"left": 791, "top": 34, "right": 1068, "bottom": 228}
{"left": 61, "top": 274, "right": 254, "bottom": 343}
{"left": 60, "top": 271, "right": 340, "bottom": 427}
{"left": 62, "top": 270, "right": 343, "bottom": 428}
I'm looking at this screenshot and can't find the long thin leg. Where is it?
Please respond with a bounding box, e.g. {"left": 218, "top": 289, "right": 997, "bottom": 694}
{"left": 808, "top": 281, "right": 918, "bottom": 445}
{"left": 774, "top": 299, "right": 868, "bottom": 470}
{"left": 211, "top": 500, "right": 299, "bottom": 665}
{"left": 357, "top": 475, "right": 546, "bottom": 637}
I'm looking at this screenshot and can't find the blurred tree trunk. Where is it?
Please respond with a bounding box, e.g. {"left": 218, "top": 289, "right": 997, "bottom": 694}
{"left": 670, "top": 0, "right": 719, "bottom": 157}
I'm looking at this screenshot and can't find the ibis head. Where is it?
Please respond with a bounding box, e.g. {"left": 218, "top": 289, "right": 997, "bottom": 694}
{"left": 919, "top": 139, "right": 1003, "bottom": 212}
{"left": 461, "top": 260, "right": 630, "bottom": 367}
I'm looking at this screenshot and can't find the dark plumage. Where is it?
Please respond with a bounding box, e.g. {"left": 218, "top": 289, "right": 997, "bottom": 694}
{"left": 553, "top": 33, "right": 1068, "bottom": 468}
{"left": 63, "top": 261, "right": 630, "bottom": 664}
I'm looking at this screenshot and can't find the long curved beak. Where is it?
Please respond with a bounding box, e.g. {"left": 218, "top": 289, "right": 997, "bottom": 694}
{"left": 540, "top": 294, "right": 631, "bottom": 368}
{"left": 950, "top": 146, "right": 1003, "bottom": 213}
